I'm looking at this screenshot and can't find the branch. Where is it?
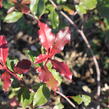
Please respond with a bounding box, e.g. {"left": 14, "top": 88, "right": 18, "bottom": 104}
{"left": 49, "top": 0, "right": 101, "bottom": 108}
{"left": 56, "top": 91, "right": 76, "bottom": 108}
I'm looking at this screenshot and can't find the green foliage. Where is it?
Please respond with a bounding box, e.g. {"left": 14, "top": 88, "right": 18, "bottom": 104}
{"left": 19, "top": 87, "right": 33, "bottom": 108}
{"left": 4, "top": 11, "right": 23, "bottom": 23}
{"left": 33, "top": 84, "right": 50, "bottom": 107}
{"left": 30, "top": 0, "right": 46, "bottom": 17}
{"left": 76, "top": 0, "right": 97, "bottom": 14}
{"left": 71, "top": 95, "right": 91, "bottom": 106}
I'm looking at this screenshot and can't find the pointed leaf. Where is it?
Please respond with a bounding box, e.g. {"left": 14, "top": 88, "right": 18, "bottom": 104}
{"left": 37, "top": 66, "right": 59, "bottom": 91}
{"left": 38, "top": 21, "right": 55, "bottom": 51}
{"left": 4, "top": 11, "right": 23, "bottom": 23}
{"left": 0, "top": 36, "right": 8, "bottom": 68}
{"left": 1, "top": 72, "right": 11, "bottom": 92}
{"left": 54, "top": 27, "right": 71, "bottom": 52}
{"left": 14, "top": 59, "right": 31, "bottom": 74}
{"left": 33, "top": 84, "right": 50, "bottom": 107}
{"left": 51, "top": 60, "right": 72, "bottom": 80}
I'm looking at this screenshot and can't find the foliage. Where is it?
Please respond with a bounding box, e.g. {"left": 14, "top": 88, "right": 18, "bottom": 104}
{"left": 0, "top": 0, "right": 109, "bottom": 108}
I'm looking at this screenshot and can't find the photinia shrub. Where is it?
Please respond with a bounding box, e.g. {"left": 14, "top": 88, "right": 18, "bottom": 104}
{"left": 0, "top": 0, "right": 93, "bottom": 108}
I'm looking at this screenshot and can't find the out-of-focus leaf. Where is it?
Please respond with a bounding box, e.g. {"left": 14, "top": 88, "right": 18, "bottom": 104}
{"left": 0, "top": 0, "right": 3, "bottom": 8}
{"left": 82, "top": 95, "right": 91, "bottom": 106}
{"left": 1, "top": 72, "right": 11, "bottom": 92}
{"left": 51, "top": 60, "right": 72, "bottom": 80}
{"left": 33, "top": 84, "right": 50, "bottom": 107}
{"left": 0, "top": 35, "right": 8, "bottom": 69}
{"left": 71, "top": 95, "right": 91, "bottom": 106}
{"left": 30, "top": 0, "right": 45, "bottom": 16}
{"left": 14, "top": 59, "right": 31, "bottom": 74}
{"left": 48, "top": 8, "right": 59, "bottom": 29}
{"left": 76, "top": 0, "right": 97, "bottom": 14}
{"left": 71, "top": 95, "right": 83, "bottom": 105}
{"left": 4, "top": 11, "right": 23, "bottom": 23}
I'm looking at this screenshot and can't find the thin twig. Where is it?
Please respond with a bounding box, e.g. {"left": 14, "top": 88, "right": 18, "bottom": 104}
{"left": 49, "top": 0, "right": 101, "bottom": 108}
{"left": 56, "top": 91, "right": 76, "bottom": 108}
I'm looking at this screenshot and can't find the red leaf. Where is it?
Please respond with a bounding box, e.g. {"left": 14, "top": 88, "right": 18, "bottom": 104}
{"left": 14, "top": 59, "right": 31, "bottom": 74}
{"left": 38, "top": 21, "right": 55, "bottom": 51}
{"left": 37, "top": 66, "right": 58, "bottom": 91}
{"left": 35, "top": 54, "right": 49, "bottom": 63}
{"left": 0, "top": 35, "right": 8, "bottom": 67}
{"left": 51, "top": 60, "right": 72, "bottom": 80}
{"left": 1, "top": 72, "right": 11, "bottom": 92}
{"left": 0, "top": 0, "right": 2, "bottom": 8}
{"left": 54, "top": 27, "right": 71, "bottom": 52}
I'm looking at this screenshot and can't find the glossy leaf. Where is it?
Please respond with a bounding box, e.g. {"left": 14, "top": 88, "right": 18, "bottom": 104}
{"left": 1, "top": 72, "right": 11, "bottom": 92}
{"left": 38, "top": 21, "right": 55, "bottom": 51}
{"left": 33, "top": 84, "right": 50, "bottom": 107}
{"left": 30, "top": 0, "right": 45, "bottom": 16}
{"left": 54, "top": 27, "right": 71, "bottom": 52}
{"left": 4, "top": 11, "right": 23, "bottom": 23}
{"left": 0, "top": 36, "right": 8, "bottom": 68}
{"left": 37, "top": 66, "right": 59, "bottom": 91}
{"left": 51, "top": 60, "right": 72, "bottom": 80}
{"left": 14, "top": 59, "right": 31, "bottom": 74}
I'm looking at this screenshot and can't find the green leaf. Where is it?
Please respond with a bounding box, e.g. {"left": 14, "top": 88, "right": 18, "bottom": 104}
{"left": 81, "top": 95, "right": 91, "bottom": 106}
{"left": 4, "top": 11, "right": 23, "bottom": 23}
{"left": 33, "top": 84, "right": 50, "bottom": 107}
{"left": 71, "top": 95, "right": 91, "bottom": 106}
{"left": 30, "top": 0, "right": 45, "bottom": 16}
{"left": 48, "top": 9, "right": 59, "bottom": 29}
{"left": 76, "top": 0, "right": 97, "bottom": 14}
{"left": 71, "top": 95, "right": 83, "bottom": 105}
{"left": 6, "top": 57, "right": 18, "bottom": 71}
{"left": 19, "top": 87, "right": 33, "bottom": 108}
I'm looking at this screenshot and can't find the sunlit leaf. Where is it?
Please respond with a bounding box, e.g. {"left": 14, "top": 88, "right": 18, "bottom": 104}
{"left": 38, "top": 21, "right": 55, "bottom": 51}
{"left": 33, "top": 84, "right": 50, "bottom": 107}
{"left": 4, "top": 11, "right": 23, "bottom": 23}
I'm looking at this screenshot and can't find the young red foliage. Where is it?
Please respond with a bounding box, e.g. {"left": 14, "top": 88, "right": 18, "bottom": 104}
{"left": 36, "top": 21, "right": 71, "bottom": 63}
{"left": 37, "top": 66, "right": 58, "bottom": 91}
{"left": 0, "top": 36, "right": 8, "bottom": 68}
{"left": 1, "top": 72, "right": 11, "bottom": 92}
{"left": 51, "top": 60, "right": 72, "bottom": 80}
{"left": 14, "top": 59, "right": 31, "bottom": 74}
{"left": 35, "top": 21, "right": 72, "bottom": 91}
